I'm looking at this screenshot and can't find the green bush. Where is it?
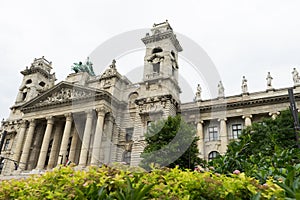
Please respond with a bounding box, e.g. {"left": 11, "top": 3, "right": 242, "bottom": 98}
{"left": 0, "top": 165, "right": 284, "bottom": 199}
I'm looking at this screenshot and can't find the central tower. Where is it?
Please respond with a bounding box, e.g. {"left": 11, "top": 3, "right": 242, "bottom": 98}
{"left": 140, "top": 20, "right": 182, "bottom": 103}
{"left": 130, "top": 21, "right": 183, "bottom": 166}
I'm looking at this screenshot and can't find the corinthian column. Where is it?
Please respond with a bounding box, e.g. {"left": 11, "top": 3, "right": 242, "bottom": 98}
{"left": 19, "top": 119, "right": 36, "bottom": 170}
{"left": 219, "top": 118, "right": 228, "bottom": 155}
{"left": 13, "top": 120, "right": 27, "bottom": 162}
{"left": 196, "top": 120, "right": 204, "bottom": 159}
{"left": 91, "top": 107, "right": 107, "bottom": 165}
{"left": 36, "top": 116, "right": 54, "bottom": 170}
{"left": 57, "top": 113, "right": 73, "bottom": 165}
{"left": 78, "top": 110, "right": 94, "bottom": 167}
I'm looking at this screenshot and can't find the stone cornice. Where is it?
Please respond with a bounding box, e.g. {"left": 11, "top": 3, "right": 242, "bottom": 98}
{"left": 141, "top": 30, "right": 183, "bottom": 52}
{"left": 21, "top": 66, "right": 55, "bottom": 79}
{"left": 135, "top": 94, "right": 179, "bottom": 115}
{"left": 182, "top": 92, "right": 299, "bottom": 114}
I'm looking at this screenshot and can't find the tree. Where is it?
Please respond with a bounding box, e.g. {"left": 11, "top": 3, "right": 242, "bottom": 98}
{"left": 140, "top": 115, "right": 201, "bottom": 170}
{"left": 211, "top": 109, "right": 300, "bottom": 178}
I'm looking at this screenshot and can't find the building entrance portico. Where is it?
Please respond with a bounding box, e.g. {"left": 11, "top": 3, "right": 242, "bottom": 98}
{"left": 16, "top": 109, "right": 114, "bottom": 171}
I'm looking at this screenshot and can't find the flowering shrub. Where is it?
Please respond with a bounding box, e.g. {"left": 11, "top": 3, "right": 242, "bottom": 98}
{"left": 0, "top": 165, "right": 284, "bottom": 199}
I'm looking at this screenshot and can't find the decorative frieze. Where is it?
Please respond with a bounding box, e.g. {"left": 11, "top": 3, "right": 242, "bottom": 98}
{"left": 37, "top": 88, "right": 94, "bottom": 106}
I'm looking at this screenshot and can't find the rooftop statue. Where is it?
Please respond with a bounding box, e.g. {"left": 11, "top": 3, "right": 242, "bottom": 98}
{"left": 195, "top": 84, "right": 202, "bottom": 101}
{"left": 292, "top": 68, "right": 300, "bottom": 85}
{"left": 71, "top": 57, "right": 96, "bottom": 76}
{"left": 241, "top": 76, "right": 248, "bottom": 93}
{"left": 266, "top": 72, "right": 273, "bottom": 89}
{"left": 218, "top": 81, "right": 225, "bottom": 98}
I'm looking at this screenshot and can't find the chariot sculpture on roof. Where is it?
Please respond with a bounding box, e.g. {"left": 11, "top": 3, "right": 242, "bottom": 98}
{"left": 71, "top": 57, "right": 96, "bottom": 76}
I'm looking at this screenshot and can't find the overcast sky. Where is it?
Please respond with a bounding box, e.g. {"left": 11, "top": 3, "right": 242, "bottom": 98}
{"left": 1, "top": 0, "right": 300, "bottom": 120}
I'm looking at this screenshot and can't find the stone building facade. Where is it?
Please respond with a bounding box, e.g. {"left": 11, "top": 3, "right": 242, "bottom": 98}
{"left": 1, "top": 21, "right": 300, "bottom": 175}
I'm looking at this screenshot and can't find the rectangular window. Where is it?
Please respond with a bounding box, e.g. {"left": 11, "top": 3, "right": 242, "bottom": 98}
{"left": 3, "top": 139, "right": 10, "bottom": 151}
{"left": 153, "top": 63, "right": 160, "bottom": 73}
{"left": 125, "top": 128, "right": 133, "bottom": 142}
{"left": 232, "top": 124, "right": 242, "bottom": 139}
{"left": 208, "top": 126, "right": 219, "bottom": 141}
{"left": 123, "top": 151, "right": 131, "bottom": 164}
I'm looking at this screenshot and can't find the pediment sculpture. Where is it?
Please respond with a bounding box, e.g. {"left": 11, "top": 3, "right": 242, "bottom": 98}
{"left": 37, "top": 87, "right": 94, "bottom": 106}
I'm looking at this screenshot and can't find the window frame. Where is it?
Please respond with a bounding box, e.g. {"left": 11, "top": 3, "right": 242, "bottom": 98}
{"left": 153, "top": 62, "right": 160, "bottom": 73}
{"left": 208, "top": 151, "right": 219, "bottom": 160}
{"left": 3, "top": 139, "right": 10, "bottom": 151}
{"left": 125, "top": 128, "right": 134, "bottom": 142}
{"left": 231, "top": 123, "right": 242, "bottom": 139}
{"left": 208, "top": 126, "right": 219, "bottom": 141}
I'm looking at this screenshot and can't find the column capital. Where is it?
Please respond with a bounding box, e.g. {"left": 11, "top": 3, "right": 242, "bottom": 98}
{"left": 29, "top": 119, "right": 36, "bottom": 127}
{"left": 218, "top": 118, "right": 227, "bottom": 122}
{"left": 64, "top": 113, "right": 73, "bottom": 121}
{"left": 242, "top": 115, "right": 252, "bottom": 119}
{"left": 85, "top": 109, "right": 94, "bottom": 118}
{"left": 96, "top": 106, "right": 110, "bottom": 116}
{"left": 20, "top": 120, "right": 28, "bottom": 128}
{"left": 269, "top": 111, "right": 280, "bottom": 119}
{"left": 46, "top": 116, "right": 54, "bottom": 124}
{"left": 197, "top": 120, "right": 204, "bottom": 124}
{"left": 269, "top": 111, "right": 280, "bottom": 116}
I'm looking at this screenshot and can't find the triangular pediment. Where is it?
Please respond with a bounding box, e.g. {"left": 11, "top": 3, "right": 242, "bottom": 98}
{"left": 21, "top": 81, "right": 110, "bottom": 112}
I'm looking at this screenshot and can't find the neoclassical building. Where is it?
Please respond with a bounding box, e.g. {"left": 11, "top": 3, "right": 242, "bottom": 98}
{"left": 1, "top": 21, "right": 300, "bottom": 175}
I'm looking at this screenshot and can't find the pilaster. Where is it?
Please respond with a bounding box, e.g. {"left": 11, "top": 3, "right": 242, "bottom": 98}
{"left": 196, "top": 120, "right": 204, "bottom": 159}
{"left": 218, "top": 118, "right": 228, "bottom": 155}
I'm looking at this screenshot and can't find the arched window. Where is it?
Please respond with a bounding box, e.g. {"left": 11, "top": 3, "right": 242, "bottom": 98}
{"left": 128, "top": 92, "right": 138, "bottom": 107}
{"left": 208, "top": 151, "right": 219, "bottom": 160}
{"left": 172, "top": 66, "right": 175, "bottom": 76}
{"left": 152, "top": 47, "right": 163, "bottom": 54}
{"left": 171, "top": 51, "right": 175, "bottom": 58}
{"left": 122, "top": 151, "right": 131, "bottom": 164}
{"left": 22, "top": 88, "right": 28, "bottom": 101}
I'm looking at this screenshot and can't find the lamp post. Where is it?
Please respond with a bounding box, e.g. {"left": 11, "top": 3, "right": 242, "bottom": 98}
{"left": 288, "top": 88, "right": 300, "bottom": 149}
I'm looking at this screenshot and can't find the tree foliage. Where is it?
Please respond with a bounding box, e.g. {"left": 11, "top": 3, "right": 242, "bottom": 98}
{"left": 0, "top": 165, "right": 285, "bottom": 199}
{"left": 140, "top": 115, "right": 201, "bottom": 170}
{"left": 230, "top": 110, "right": 297, "bottom": 158}
{"left": 211, "top": 110, "right": 300, "bottom": 182}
